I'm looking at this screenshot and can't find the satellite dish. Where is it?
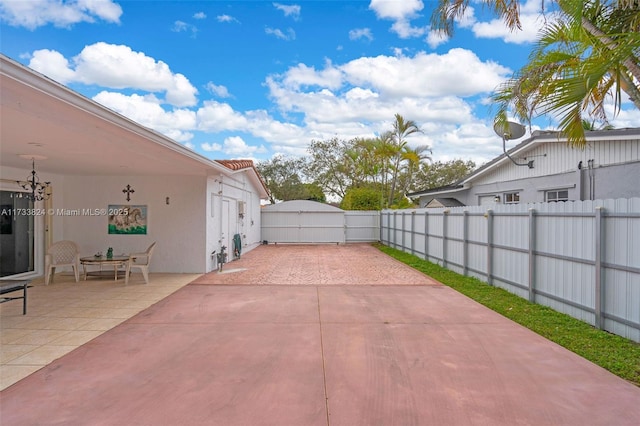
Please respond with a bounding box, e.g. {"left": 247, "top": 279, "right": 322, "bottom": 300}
{"left": 493, "top": 121, "right": 526, "bottom": 140}
{"left": 493, "top": 120, "right": 534, "bottom": 169}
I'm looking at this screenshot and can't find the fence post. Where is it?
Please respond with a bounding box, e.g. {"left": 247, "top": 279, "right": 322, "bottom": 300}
{"left": 442, "top": 209, "right": 450, "bottom": 268}
{"left": 595, "top": 206, "right": 605, "bottom": 330}
{"left": 463, "top": 210, "right": 469, "bottom": 276}
{"left": 393, "top": 211, "right": 397, "bottom": 248}
{"left": 528, "top": 208, "right": 536, "bottom": 303}
{"left": 424, "top": 211, "right": 429, "bottom": 261}
{"left": 411, "top": 211, "right": 416, "bottom": 255}
{"left": 486, "top": 209, "right": 494, "bottom": 285}
{"left": 401, "top": 212, "right": 406, "bottom": 252}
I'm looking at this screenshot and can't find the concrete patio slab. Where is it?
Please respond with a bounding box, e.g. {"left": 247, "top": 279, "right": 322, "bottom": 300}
{"left": 2, "top": 244, "right": 639, "bottom": 425}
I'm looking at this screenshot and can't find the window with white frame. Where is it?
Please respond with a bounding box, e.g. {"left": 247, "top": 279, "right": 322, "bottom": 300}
{"left": 546, "top": 189, "right": 569, "bottom": 202}
{"left": 504, "top": 192, "right": 520, "bottom": 204}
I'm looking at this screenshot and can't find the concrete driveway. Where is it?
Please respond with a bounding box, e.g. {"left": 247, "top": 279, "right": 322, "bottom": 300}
{"left": 2, "top": 244, "right": 639, "bottom": 425}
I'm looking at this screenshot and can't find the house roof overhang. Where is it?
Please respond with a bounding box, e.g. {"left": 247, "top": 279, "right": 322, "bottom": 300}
{"left": 0, "top": 54, "right": 242, "bottom": 181}
{"left": 409, "top": 127, "right": 640, "bottom": 197}
{"left": 460, "top": 128, "right": 640, "bottom": 185}
{"left": 216, "top": 160, "right": 270, "bottom": 199}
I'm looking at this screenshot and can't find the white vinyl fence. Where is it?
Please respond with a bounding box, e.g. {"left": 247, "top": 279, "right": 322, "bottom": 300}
{"left": 345, "top": 211, "right": 380, "bottom": 242}
{"left": 381, "top": 198, "right": 640, "bottom": 342}
{"left": 261, "top": 200, "right": 379, "bottom": 244}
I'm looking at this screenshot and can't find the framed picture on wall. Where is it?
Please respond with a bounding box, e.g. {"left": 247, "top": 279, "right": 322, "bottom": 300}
{"left": 108, "top": 205, "right": 147, "bottom": 235}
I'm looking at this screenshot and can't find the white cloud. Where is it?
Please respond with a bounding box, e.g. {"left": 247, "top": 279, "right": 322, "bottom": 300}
{"left": 369, "top": 0, "right": 423, "bottom": 20}
{"left": 273, "top": 2, "right": 301, "bottom": 20}
{"left": 172, "top": 20, "right": 189, "bottom": 32}
{"left": 265, "top": 27, "right": 296, "bottom": 41}
{"left": 0, "top": 0, "right": 122, "bottom": 29}
{"left": 202, "top": 137, "right": 267, "bottom": 157}
{"left": 172, "top": 20, "right": 198, "bottom": 37}
{"left": 217, "top": 14, "right": 239, "bottom": 23}
{"left": 464, "top": 0, "right": 549, "bottom": 44}
{"left": 432, "top": 123, "right": 505, "bottom": 165}
{"left": 92, "top": 91, "right": 196, "bottom": 142}
{"left": 425, "top": 30, "right": 448, "bottom": 49}
{"left": 606, "top": 105, "right": 640, "bottom": 129}
{"left": 339, "top": 49, "right": 510, "bottom": 98}
{"left": 390, "top": 19, "right": 426, "bottom": 39}
{"left": 222, "top": 136, "right": 266, "bottom": 156}
{"left": 349, "top": 28, "right": 373, "bottom": 42}
{"left": 28, "top": 43, "right": 199, "bottom": 107}
{"left": 197, "top": 101, "right": 249, "bottom": 132}
{"left": 205, "top": 82, "right": 232, "bottom": 98}
{"left": 201, "top": 142, "right": 223, "bottom": 152}
{"left": 28, "top": 49, "right": 76, "bottom": 84}
{"left": 369, "top": 0, "right": 426, "bottom": 38}
{"left": 280, "top": 62, "right": 343, "bottom": 90}
{"left": 471, "top": 13, "right": 544, "bottom": 44}
{"left": 369, "top": 0, "right": 543, "bottom": 45}
{"left": 193, "top": 12, "right": 206, "bottom": 20}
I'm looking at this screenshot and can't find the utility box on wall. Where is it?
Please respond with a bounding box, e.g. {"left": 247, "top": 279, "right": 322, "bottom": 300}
{"left": 237, "top": 200, "right": 246, "bottom": 217}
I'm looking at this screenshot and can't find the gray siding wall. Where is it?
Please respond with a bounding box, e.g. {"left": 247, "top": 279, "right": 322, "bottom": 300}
{"left": 420, "top": 161, "right": 640, "bottom": 207}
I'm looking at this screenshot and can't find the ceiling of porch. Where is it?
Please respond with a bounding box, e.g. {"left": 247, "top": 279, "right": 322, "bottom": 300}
{"left": 1, "top": 55, "right": 223, "bottom": 177}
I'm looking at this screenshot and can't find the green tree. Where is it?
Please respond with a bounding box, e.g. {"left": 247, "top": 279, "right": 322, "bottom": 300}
{"left": 305, "top": 137, "right": 355, "bottom": 200}
{"left": 340, "top": 186, "right": 384, "bottom": 210}
{"left": 432, "top": 0, "right": 640, "bottom": 147}
{"left": 412, "top": 159, "right": 477, "bottom": 190}
{"left": 256, "top": 155, "right": 307, "bottom": 204}
{"left": 301, "top": 183, "right": 326, "bottom": 203}
{"left": 344, "top": 137, "right": 383, "bottom": 187}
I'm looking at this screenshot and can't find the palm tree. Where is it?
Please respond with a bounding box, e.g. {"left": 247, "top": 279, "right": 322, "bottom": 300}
{"left": 388, "top": 114, "right": 422, "bottom": 207}
{"left": 432, "top": 0, "right": 640, "bottom": 147}
{"left": 371, "top": 132, "right": 396, "bottom": 207}
{"left": 399, "top": 144, "right": 432, "bottom": 197}
{"left": 431, "top": 0, "right": 523, "bottom": 36}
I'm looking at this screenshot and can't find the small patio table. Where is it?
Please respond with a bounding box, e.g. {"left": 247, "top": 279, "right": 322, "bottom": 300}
{"left": 80, "top": 256, "right": 130, "bottom": 283}
{"left": 0, "top": 279, "right": 31, "bottom": 315}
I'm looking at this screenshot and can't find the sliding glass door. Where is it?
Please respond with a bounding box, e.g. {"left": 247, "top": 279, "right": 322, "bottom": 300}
{"left": 0, "top": 190, "right": 35, "bottom": 277}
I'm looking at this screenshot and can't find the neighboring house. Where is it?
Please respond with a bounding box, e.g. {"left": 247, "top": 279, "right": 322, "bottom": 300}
{"left": 0, "top": 54, "right": 269, "bottom": 279}
{"left": 409, "top": 128, "right": 640, "bottom": 207}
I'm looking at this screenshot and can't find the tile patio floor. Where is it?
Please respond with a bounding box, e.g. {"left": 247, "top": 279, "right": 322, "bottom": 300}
{"left": 0, "top": 271, "right": 199, "bottom": 390}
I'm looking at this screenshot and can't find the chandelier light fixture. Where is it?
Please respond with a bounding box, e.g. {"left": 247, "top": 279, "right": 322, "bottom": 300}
{"left": 16, "top": 157, "right": 51, "bottom": 201}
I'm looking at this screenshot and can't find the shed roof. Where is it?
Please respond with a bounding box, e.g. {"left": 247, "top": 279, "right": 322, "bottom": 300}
{"left": 425, "top": 198, "right": 466, "bottom": 208}
{"left": 262, "top": 200, "right": 344, "bottom": 213}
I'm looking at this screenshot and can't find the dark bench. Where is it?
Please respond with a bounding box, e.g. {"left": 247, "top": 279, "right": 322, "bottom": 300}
{"left": 0, "top": 279, "right": 31, "bottom": 315}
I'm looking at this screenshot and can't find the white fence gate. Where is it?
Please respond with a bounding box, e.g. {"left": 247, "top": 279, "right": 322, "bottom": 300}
{"left": 345, "top": 211, "right": 380, "bottom": 242}
{"left": 261, "top": 200, "right": 379, "bottom": 244}
{"left": 381, "top": 198, "right": 640, "bottom": 342}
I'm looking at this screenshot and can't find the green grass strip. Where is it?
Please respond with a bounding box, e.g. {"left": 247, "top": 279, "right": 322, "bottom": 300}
{"left": 374, "top": 243, "right": 640, "bottom": 387}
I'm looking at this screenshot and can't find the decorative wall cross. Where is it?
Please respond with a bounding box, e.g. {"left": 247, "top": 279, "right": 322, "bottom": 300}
{"left": 122, "top": 184, "right": 135, "bottom": 202}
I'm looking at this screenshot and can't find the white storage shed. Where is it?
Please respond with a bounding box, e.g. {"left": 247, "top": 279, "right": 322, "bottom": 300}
{"left": 261, "top": 200, "right": 345, "bottom": 244}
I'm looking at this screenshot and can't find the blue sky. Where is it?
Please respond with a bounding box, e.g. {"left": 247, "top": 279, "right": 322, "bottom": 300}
{"left": 2, "top": 0, "right": 639, "bottom": 166}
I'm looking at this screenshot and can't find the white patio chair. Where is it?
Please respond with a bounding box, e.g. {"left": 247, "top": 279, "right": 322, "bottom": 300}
{"left": 125, "top": 242, "right": 156, "bottom": 284}
{"left": 45, "top": 240, "right": 80, "bottom": 285}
